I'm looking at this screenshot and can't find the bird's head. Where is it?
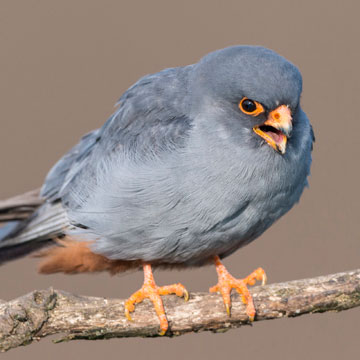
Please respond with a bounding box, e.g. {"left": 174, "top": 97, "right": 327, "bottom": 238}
{"left": 190, "top": 46, "right": 303, "bottom": 155}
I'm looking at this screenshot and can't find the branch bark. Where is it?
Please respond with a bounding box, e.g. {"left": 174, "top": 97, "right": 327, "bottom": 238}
{"left": 0, "top": 269, "right": 359, "bottom": 352}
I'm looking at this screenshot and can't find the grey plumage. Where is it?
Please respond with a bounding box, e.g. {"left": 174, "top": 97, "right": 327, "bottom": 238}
{"left": 0, "top": 45, "right": 314, "bottom": 267}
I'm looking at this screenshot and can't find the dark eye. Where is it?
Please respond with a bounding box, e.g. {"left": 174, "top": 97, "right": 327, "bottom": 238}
{"left": 242, "top": 99, "right": 256, "bottom": 112}
{"left": 239, "top": 97, "right": 264, "bottom": 116}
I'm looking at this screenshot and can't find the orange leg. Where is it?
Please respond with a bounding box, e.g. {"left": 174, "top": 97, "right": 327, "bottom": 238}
{"left": 209, "top": 255, "right": 267, "bottom": 320}
{"left": 124, "top": 263, "right": 189, "bottom": 335}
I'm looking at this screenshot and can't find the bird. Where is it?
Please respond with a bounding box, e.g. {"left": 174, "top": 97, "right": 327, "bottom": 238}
{"left": 0, "top": 45, "right": 314, "bottom": 335}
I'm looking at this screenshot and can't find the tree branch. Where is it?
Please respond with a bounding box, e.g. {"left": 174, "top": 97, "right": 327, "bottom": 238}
{"left": 0, "top": 269, "right": 359, "bottom": 352}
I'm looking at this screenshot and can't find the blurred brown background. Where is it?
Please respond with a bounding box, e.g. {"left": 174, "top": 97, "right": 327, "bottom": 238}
{"left": 0, "top": 0, "right": 359, "bottom": 358}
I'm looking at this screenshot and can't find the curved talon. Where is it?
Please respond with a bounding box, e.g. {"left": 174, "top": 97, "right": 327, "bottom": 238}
{"left": 183, "top": 288, "right": 190, "bottom": 302}
{"left": 245, "top": 299, "right": 256, "bottom": 321}
{"left": 261, "top": 271, "right": 267, "bottom": 286}
{"left": 125, "top": 308, "right": 133, "bottom": 322}
{"left": 225, "top": 303, "right": 231, "bottom": 316}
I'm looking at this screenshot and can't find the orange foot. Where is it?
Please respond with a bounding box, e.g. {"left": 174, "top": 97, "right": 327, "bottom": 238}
{"left": 124, "top": 263, "right": 189, "bottom": 335}
{"left": 209, "top": 255, "right": 267, "bottom": 321}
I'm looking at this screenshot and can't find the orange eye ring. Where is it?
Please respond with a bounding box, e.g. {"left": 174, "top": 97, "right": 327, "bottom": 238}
{"left": 239, "top": 97, "right": 264, "bottom": 116}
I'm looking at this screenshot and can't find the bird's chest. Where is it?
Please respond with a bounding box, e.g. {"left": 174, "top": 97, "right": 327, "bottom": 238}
{"left": 179, "top": 151, "right": 308, "bottom": 260}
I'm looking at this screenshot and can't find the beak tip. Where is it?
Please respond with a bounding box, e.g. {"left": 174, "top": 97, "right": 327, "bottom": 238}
{"left": 277, "top": 141, "right": 287, "bottom": 155}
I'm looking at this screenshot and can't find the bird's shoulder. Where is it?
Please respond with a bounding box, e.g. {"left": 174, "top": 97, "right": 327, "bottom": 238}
{"left": 98, "top": 66, "right": 193, "bottom": 160}
{"left": 41, "top": 66, "right": 194, "bottom": 202}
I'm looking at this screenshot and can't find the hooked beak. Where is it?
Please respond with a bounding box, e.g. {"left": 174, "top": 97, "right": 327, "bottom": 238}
{"left": 253, "top": 105, "right": 292, "bottom": 154}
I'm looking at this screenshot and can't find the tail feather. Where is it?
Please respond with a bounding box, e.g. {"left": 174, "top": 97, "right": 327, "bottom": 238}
{"left": 0, "top": 238, "right": 54, "bottom": 265}
{"left": 3, "top": 203, "right": 69, "bottom": 246}
{"left": 0, "top": 202, "right": 70, "bottom": 265}
{"left": 0, "top": 222, "right": 21, "bottom": 241}
{"left": 0, "top": 188, "right": 42, "bottom": 222}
